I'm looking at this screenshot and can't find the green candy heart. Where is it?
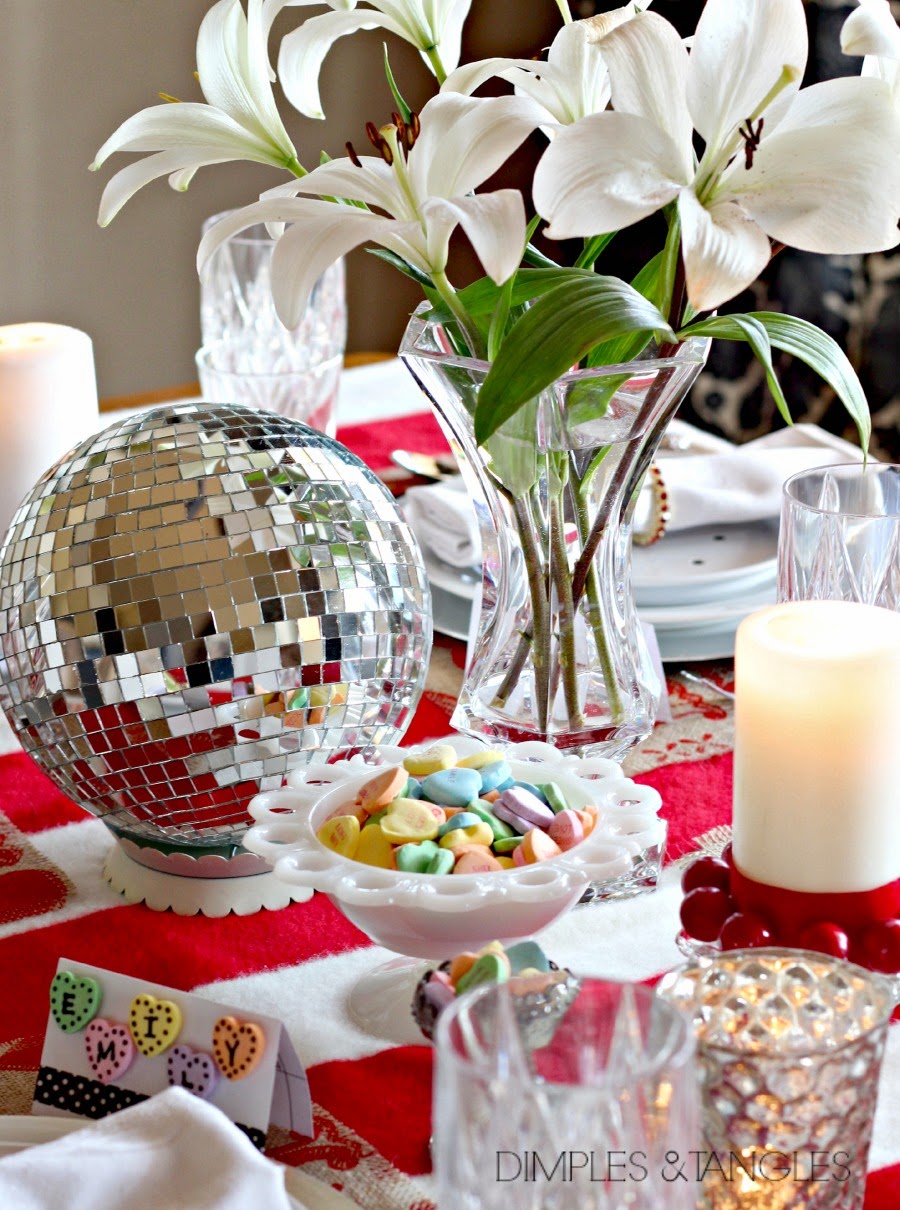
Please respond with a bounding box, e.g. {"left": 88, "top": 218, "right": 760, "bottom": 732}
{"left": 425, "top": 848, "right": 455, "bottom": 875}
{"left": 493, "top": 835, "right": 523, "bottom": 854}
{"left": 396, "top": 839, "right": 441, "bottom": 873}
{"left": 468, "top": 800, "right": 515, "bottom": 840}
{"left": 537, "top": 783, "right": 570, "bottom": 814}
{"left": 455, "top": 952, "right": 510, "bottom": 995}
{"left": 363, "top": 807, "right": 388, "bottom": 828}
{"left": 49, "top": 971, "right": 102, "bottom": 1033}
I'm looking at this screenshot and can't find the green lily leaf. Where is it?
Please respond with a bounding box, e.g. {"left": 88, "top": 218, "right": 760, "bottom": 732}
{"left": 677, "top": 313, "right": 790, "bottom": 425}
{"left": 366, "top": 246, "right": 434, "bottom": 290}
{"left": 575, "top": 231, "right": 616, "bottom": 270}
{"left": 382, "top": 45, "right": 413, "bottom": 126}
{"left": 475, "top": 276, "right": 675, "bottom": 444}
{"left": 749, "top": 312, "right": 870, "bottom": 451}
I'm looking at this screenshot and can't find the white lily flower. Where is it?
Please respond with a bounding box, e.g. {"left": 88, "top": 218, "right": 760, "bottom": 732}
{"left": 267, "top": 0, "right": 472, "bottom": 119}
{"left": 841, "top": 0, "right": 900, "bottom": 108}
{"left": 197, "top": 93, "right": 543, "bottom": 328}
{"left": 441, "top": 3, "right": 655, "bottom": 125}
{"left": 534, "top": 0, "right": 900, "bottom": 314}
{"left": 92, "top": 0, "right": 299, "bottom": 226}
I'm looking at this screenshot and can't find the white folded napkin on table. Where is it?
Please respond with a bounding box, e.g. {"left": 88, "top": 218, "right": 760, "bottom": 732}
{"left": 403, "top": 477, "right": 482, "bottom": 568}
{"left": 635, "top": 424, "right": 865, "bottom": 535}
{"left": 0, "top": 1087, "right": 299, "bottom": 1210}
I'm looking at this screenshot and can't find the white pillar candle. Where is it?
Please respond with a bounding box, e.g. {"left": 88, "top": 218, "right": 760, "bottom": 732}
{"left": 0, "top": 323, "right": 99, "bottom": 536}
{"left": 733, "top": 601, "right": 900, "bottom": 894}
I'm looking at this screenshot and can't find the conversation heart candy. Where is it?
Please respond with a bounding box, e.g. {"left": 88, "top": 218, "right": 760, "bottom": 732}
{"left": 317, "top": 814, "right": 361, "bottom": 858}
{"left": 355, "top": 824, "right": 396, "bottom": 869}
{"left": 212, "top": 1016, "right": 266, "bottom": 1081}
{"left": 495, "top": 856, "right": 516, "bottom": 869}
{"left": 395, "top": 839, "right": 441, "bottom": 872}
{"left": 84, "top": 1019, "right": 136, "bottom": 1084}
{"left": 455, "top": 951, "right": 510, "bottom": 995}
{"left": 420, "top": 766, "right": 482, "bottom": 807}
{"left": 437, "top": 811, "right": 481, "bottom": 837}
{"left": 548, "top": 809, "right": 585, "bottom": 851}
{"left": 475, "top": 760, "right": 513, "bottom": 794}
{"left": 453, "top": 849, "right": 504, "bottom": 874}
{"left": 49, "top": 971, "right": 102, "bottom": 1033}
{"left": 358, "top": 765, "right": 408, "bottom": 811}
{"left": 425, "top": 848, "right": 455, "bottom": 875}
{"left": 129, "top": 993, "right": 182, "bottom": 1057}
{"left": 421, "top": 802, "right": 448, "bottom": 827}
{"left": 439, "top": 821, "right": 494, "bottom": 850}
{"left": 521, "top": 829, "right": 562, "bottom": 864}
{"left": 493, "top": 835, "right": 523, "bottom": 854}
{"left": 576, "top": 807, "right": 597, "bottom": 837}
{"left": 449, "top": 951, "right": 479, "bottom": 984}
{"left": 467, "top": 800, "right": 515, "bottom": 840}
{"left": 457, "top": 749, "right": 506, "bottom": 770}
{"left": 167, "top": 1044, "right": 219, "bottom": 1099}
{"left": 494, "top": 787, "right": 555, "bottom": 829}
{"left": 380, "top": 799, "right": 440, "bottom": 843}
{"left": 539, "top": 783, "right": 570, "bottom": 814}
{"left": 403, "top": 744, "right": 457, "bottom": 776}
{"left": 505, "top": 940, "right": 551, "bottom": 974}
{"left": 511, "top": 780, "right": 549, "bottom": 804}
{"left": 403, "top": 776, "right": 422, "bottom": 799}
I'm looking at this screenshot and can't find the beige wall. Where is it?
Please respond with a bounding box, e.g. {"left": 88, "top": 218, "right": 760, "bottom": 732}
{"left": 1, "top": 1, "right": 556, "bottom": 400}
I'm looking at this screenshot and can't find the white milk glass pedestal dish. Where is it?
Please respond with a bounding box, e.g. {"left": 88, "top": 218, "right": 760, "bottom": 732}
{"left": 245, "top": 736, "right": 666, "bottom": 1045}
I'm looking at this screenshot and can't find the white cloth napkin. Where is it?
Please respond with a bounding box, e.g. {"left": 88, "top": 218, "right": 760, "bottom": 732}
{"left": 635, "top": 424, "right": 863, "bottom": 535}
{"left": 0, "top": 1088, "right": 298, "bottom": 1210}
{"left": 404, "top": 478, "right": 482, "bottom": 568}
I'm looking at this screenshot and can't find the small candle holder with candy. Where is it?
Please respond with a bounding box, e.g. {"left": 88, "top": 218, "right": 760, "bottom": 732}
{"left": 678, "top": 842, "right": 900, "bottom": 989}
{"left": 246, "top": 736, "right": 665, "bottom": 1044}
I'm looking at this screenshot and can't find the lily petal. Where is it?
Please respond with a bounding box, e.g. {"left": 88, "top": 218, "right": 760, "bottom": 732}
{"left": 728, "top": 77, "right": 900, "bottom": 253}
{"left": 277, "top": 10, "right": 404, "bottom": 118}
{"left": 597, "top": 11, "right": 692, "bottom": 178}
{"left": 678, "top": 189, "right": 772, "bottom": 313}
{"left": 91, "top": 102, "right": 282, "bottom": 165}
{"left": 534, "top": 110, "right": 688, "bottom": 238}
{"left": 286, "top": 156, "right": 410, "bottom": 216}
{"left": 688, "top": 0, "right": 807, "bottom": 152}
{"left": 409, "top": 93, "right": 544, "bottom": 201}
{"left": 427, "top": 0, "right": 472, "bottom": 75}
{"left": 842, "top": 0, "right": 900, "bottom": 59}
{"left": 99, "top": 149, "right": 237, "bottom": 225}
{"left": 422, "top": 189, "right": 526, "bottom": 284}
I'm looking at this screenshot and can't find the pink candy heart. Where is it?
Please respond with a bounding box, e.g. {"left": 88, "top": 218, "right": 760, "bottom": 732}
{"left": 84, "top": 1018, "right": 136, "bottom": 1084}
{"left": 167, "top": 1043, "right": 219, "bottom": 1099}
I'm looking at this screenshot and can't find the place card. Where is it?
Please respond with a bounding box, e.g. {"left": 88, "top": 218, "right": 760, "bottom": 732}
{"left": 35, "top": 958, "right": 312, "bottom": 1148}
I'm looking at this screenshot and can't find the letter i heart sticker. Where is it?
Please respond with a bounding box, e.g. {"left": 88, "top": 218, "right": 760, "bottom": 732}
{"left": 212, "top": 1016, "right": 266, "bottom": 1081}
{"left": 128, "top": 993, "right": 182, "bottom": 1057}
{"left": 49, "top": 971, "right": 102, "bottom": 1033}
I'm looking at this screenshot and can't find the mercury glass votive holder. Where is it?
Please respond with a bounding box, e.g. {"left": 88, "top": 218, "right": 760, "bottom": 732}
{"left": 657, "top": 949, "right": 895, "bottom": 1210}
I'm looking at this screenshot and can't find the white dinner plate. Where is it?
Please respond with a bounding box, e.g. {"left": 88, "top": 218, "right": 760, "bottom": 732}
{"left": 431, "top": 583, "right": 475, "bottom": 641}
{"left": 632, "top": 519, "right": 779, "bottom": 606}
{"left": 638, "top": 582, "right": 777, "bottom": 629}
{"left": 0, "top": 1114, "right": 84, "bottom": 1157}
{"left": 655, "top": 617, "right": 746, "bottom": 664}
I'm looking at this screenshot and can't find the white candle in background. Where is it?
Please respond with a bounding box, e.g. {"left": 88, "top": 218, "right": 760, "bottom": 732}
{"left": 0, "top": 323, "right": 99, "bottom": 536}
{"left": 733, "top": 601, "right": 900, "bottom": 894}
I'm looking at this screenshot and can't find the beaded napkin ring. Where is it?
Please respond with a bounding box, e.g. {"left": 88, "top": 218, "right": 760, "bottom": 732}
{"left": 633, "top": 463, "right": 670, "bottom": 546}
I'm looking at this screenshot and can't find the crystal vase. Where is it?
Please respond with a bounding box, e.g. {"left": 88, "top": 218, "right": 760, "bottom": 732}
{"left": 400, "top": 307, "right": 708, "bottom": 760}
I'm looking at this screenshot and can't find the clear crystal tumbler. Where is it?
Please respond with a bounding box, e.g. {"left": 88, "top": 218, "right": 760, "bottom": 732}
{"left": 658, "top": 949, "right": 896, "bottom": 1209}
{"left": 197, "top": 213, "right": 346, "bottom": 432}
{"left": 778, "top": 463, "right": 900, "bottom": 609}
{"left": 433, "top": 978, "right": 699, "bottom": 1209}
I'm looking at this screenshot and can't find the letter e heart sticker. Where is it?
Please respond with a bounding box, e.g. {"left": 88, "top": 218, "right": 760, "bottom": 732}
{"left": 128, "top": 993, "right": 182, "bottom": 1057}
{"left": 49, "top": 971, "right": 102, "bottom": 1033}
{"left": 212, "top": 1016, "right": 265, "bottom": 1081}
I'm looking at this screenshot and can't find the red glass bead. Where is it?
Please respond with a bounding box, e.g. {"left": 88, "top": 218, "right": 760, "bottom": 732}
{"left": 798, "top": 921, "right": 850, "bottom": 961}
{"left": 719, "top": 911, "right": 773, "bottom": 950}
{"left": 680, "top": 886, "right": 732, "bottom": 942}
{"left": 681, "top": 855, "right": 731, "bottom": 894}
{"left": 859, "top": 920, "right": 900, "bottom": 973}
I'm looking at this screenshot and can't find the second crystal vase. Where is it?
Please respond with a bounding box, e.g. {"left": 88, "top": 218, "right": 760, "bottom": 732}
{"left": 401, "top": 307, "right": 708, "bottom": 760}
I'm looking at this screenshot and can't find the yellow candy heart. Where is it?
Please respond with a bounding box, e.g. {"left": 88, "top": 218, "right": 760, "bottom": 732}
{"left": 495, "top": 856, "right": 516, "bottom": 869}
{"left": 354, "top": 824, "right": 396, "bottom": 869}
{"left": 380, "top": 799, "right": 440, "bottom": 843}
{"left": 316, "top": 814, "right": 360, "bottom": 858}
{"left": 457, "top": 749, "right": 506, "bottom": 770}
{"left": 128, "top": 993, "right": 182, "bottom": 1058}
{"left": 439, "top": 821, "right": 494, "bottom": 851}
{"left": 402, "top": 743, "right": 457, "bottom": 777}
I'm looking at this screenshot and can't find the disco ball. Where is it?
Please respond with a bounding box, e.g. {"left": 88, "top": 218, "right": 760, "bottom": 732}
{"left": 0, "top": 403, "right": 432, "bottom": 861}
